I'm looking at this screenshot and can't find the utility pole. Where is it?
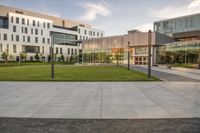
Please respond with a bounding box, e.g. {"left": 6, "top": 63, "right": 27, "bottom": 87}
{"left": 148, "top": 30, "right": 152, "bottom": 79}
{"left": 128, "top": 42, "right": 130, "bottom": 71}
{"left": 50, "top": 32, "right": 54, "bottom": 80}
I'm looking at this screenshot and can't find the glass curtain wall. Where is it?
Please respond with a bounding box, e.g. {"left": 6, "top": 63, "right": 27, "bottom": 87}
{"left": 158, "top": 41, "right": 200, "bottom": 65}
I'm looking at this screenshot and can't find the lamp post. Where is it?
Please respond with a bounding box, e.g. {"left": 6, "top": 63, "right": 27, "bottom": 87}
{"left": 50, "top": 32, "right": 54, "bottom": 80}
{"left": 148, "top": 30, "right": 152, "bottom": 79}
{"left": 128, "top": 42, "right": 130, "bottom": 71}
{"left": 19, "top": 51, "right": 21, "bottom": 66}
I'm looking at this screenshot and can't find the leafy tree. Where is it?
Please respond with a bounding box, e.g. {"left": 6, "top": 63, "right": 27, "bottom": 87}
{"left": 20, "top": 53, "right": 27, "bottom": 61}
{"left": 60, "top": 55, "right": 65, "bottom": 62}
{"left": 1, "top": 52, "right": 8, "bottom": 62}
{"left": 34, "top": 53, "right": 40, "bottom": 61}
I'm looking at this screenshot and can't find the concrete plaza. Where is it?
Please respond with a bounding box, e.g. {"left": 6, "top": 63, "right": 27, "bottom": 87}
{"left": 0, "top": 82, "right": 200, "bottom": 119}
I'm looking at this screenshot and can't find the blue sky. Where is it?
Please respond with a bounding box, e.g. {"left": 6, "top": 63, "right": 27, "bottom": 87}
{"left": 1, "top": 0, "right": 200, "bottom": 36}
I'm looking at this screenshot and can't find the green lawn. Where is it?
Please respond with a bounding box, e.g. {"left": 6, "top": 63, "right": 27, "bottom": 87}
{"left": 0, "top": 65, "right": 158, "bottom": 81}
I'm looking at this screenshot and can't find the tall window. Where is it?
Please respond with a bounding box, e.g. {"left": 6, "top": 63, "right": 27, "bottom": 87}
{"left": 0, "top": 44, "right": 2, "bottom": 52}
{"left": 33, "top": 20, "right": 36, "bottom": 26}
{"left": 42, "top": 46, "right": 44, "bottom": 54}
{"left": 3, "top": 34, "right": 7, "bottom": 40}
{"left": 35, "top": 37, "right": 38, "bottom": 43}
{"left": 13, "top": 25, "right": 16, "bottom": 32}
{"left": 42, "top": 38, "right": 45, "bottom": 44}
{"left": 23, "top": 36, "right": 25, "bottom": 42}
{"left": 35, "top": 29, "right": 38, "bottom": 35}
{"left": 16, "top": 17, "right": 19, "bottom": 24}
{"left": 68, "top": 48, "right": 70, "bottom": 55}
{"left": 47, "top": 23, "right": 50, "bottom": 28}
{"left": 85, "top": 30, "right": 87, "bottom": 35}
{"left": 43, "top": 22, "right": 46, "bottom": 28}
{"left": 11, "top": 34, "right": 13, "bottom": 41}
{"left": 37, "top": 21, "right": 39, "bottom": 27}
{"left": 27, "top": 19, "right": 29, "bottom": 25}
{"left": 16, "top": 35, "right": 19, "bottom": 41}
{"left": 13, "top": 44, "right": 17, "bottom": 53}
{"left": 75, "top": 49, "right": 77, "bottom": 55}
{"left": 25, "top": 27, "right": 28, "bottom": 34}
{"left": 22, "top": 18, "right": 25, "bottom": 24}
{"left": 11, "top": 17, "right": 13, "bottom": 23}
{"left": 6, "top": 44, "right": 9, "bottom": 52}
{"left": 21, "top": 27, "right": 24, "bottom": 33}
{"left": 41, "top": 30, "right": 43, "bottom": 35}
{"left": 31, "top": 28, "right": 33, "bottom": 34}
{"left": 27, "top": 36, "right": 30, "bottom": 42}
{"left": 71, "top": 48, "right": 74, "bottom": 55}
{"left": 56, "top": 47, "right": 58, "bottom": 54}
{"left": 47, "top": 38, "right": 50, "bottom": 44}
{"left": 60, "top": 48, "right": 63, "bottom": 54}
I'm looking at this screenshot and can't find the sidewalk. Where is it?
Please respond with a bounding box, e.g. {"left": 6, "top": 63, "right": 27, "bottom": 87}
{"left": 0, "top": 82, "right": 200, "bottom": 119}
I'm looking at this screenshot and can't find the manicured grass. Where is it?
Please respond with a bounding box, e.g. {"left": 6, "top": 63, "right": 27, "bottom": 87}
{"left": 0, "top": 65, "right": 158, "bottom": 81}
{"left": 171, "top": 63, "right": 198, "bottom": 69}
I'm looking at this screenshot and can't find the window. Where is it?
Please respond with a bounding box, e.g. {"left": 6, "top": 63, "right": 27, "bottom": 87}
{"left": 31, "top": 28, "right": 33, "bottom": 34}
{"left": 37, "top": 21, "right": 39, "bottom": 27}
{"left": 27, "top": 36, "right": 30, "bottom": 42}
{"left": 93, "top": 32, "right": 95, "bottom": 36}
{"left": 33, "top": 20, "right": 36, "bottom": 26}
{"left": 60, "top": 48, "right": 62, "bottom": 54}
{"left": 80, "top": 36, "right": 82, "bottom": 40}
{"left": 97, "top": 32, "right": 99, "bottom": 37}
{"left": 43, "top": 22, "right": 46, "bottom": 28}
{"left": 35, "top": 37, "right": 38, "bottom": 43}
{"left": 85, "top": 30, "right": 87, "bottom": 35}
{"left": 13, "top": 44, "right": 16, "bottom": 53}
{"left": 4, "top": 34, "right": 7, "bottom": 40}
{"left": 101, "top": 33, "right": 103, "bottom": 37}
{"left": 6, "top": 44, "right": 9, "bottom": 52}
{"left": 35, "top": 29, "right": 38, "bottom": 35}
{"left": 47, "top": 23, "right": 50, "bottom": 28}
{"left": 13, "top": 25, "right": 17, "bottom": 32}
{"left": 16, "top": 35, "right": 19, "bottom": 41}
{"left": 23, "top": 36, "right": 25, "bottom": 42}
{"left": 0, "top": 44, "right": 2, "bottom": 52}
{"left": 42, "top": 38, "right": 45, "bottom": 44}
{"left": 42, "top": 46, "right": 44, "bottom": 54}
{"left": 78, "top": 29, "right": 80, "bottom": 33}
{"left": 16, "top": 17, "right": 19, "bottom": 24}
{"left": 47, "top": 38, "right": 50, "bottom": 44}
{"left": 25, "top": 27, "right": 28, "bottom": 34}
{"left": 56, "top": 47, "right": 58, "bottom": 54}
{"left": 75, "top": 49, "right": 77, "bottom": 55}
{"left": 22, "top": 18, "right": 25, "bottom": 24}
{"left": 27, "top": 19, "right": 29, "bottom": 25}
{"left": 21, "top": 27, "right": 24, "bottom": 33}
{"left": 11, "top": 17, "right": 13, "bottom": 23}
{"left": 68, "top": 48, "right": 70, "bottom": 55}
{"left": 41, "top": 30, "right": 43, "bottom": 35}
{"left": 71, "top": 48, "right": 74, "bottom": 55}
{"left": 11, "top": 34, "right": 13, "bottom": 41}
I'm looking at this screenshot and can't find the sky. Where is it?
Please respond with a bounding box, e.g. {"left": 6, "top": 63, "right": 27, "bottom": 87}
{"left": 1, "top": 0, "right": 200, "bottom": 36}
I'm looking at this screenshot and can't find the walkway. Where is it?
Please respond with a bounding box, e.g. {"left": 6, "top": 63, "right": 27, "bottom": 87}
{"left": 131, "top": 66, "right": 200, "bottom": 82}
{"left": 0, "top": 82, "right": 200, "bottom": 119}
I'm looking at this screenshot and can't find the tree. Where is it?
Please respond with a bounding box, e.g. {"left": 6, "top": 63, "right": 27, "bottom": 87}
{"left": 60, "top": 55, "right": 65, "bottom": 62}
{"left": 34, "top": 53, "right": 40, "bottom": 61}
{"left": 1, "top": 52, "right": 8, "bottom": 62}
{"left": 20, "top": 53, "right": 27, "bottom": 61}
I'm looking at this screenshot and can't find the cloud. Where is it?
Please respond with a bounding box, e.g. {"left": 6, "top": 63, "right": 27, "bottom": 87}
{"left": 135, "top": 23, "right": 153, "bottom": 32}
{"left": 79, "top": 1, "right": 111, "bottom": 21}
{"left": 150, "top": 0, "right": 200, "bottom": 19}
{"left": 188, "top": 0, "right": 200, "bottom": 8}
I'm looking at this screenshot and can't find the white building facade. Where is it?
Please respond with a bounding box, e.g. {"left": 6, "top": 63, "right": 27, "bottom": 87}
{"left": 0, "top": 5, "right": 104, "bottom": 62}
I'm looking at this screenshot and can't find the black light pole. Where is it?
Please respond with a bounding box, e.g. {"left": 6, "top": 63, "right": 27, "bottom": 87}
{"left": 148, "top": 30, "right": 152, "bottom": 79}
{"left": 50, "top": 32, "right": 54, "bottom": 80}
{"left": 128, "top": 42, "right": 130, "bottom": 71}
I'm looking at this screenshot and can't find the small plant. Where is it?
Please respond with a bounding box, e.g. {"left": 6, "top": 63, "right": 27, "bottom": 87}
{"left": 34, "top": 53, "right": 40, "bottom": 61}
{"left": 20, "top": 53, "right": 27, "bottom": 61}
{"left": 1, "top": 52, "right": 8, "bottom": 63}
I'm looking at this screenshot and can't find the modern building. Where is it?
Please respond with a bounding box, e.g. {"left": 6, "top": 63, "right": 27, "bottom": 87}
{"left": 154, "top": 13, "right": 200, "bottom": 41}
{"left": 154, "top": 13, "right": 200, "bottom": 66}
{"left": 82, "top": 31, "right": 173, "bottom": 66}
{"left": 0, "top": 5, "right": 104, "bottom": 62}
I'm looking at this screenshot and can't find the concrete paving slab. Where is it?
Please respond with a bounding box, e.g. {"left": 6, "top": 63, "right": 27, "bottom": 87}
{"left": 0, "top": 82, "right": 200, "bottom": 119}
